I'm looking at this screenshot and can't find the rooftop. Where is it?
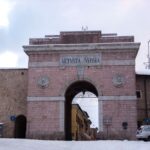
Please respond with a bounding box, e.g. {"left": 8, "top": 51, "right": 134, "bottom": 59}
{"left": 29, "top": 30, "right": 134, "bottom": 45}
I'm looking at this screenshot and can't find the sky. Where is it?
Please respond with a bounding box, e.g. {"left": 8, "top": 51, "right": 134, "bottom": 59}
{"left": 0, "top": 0, "right": 150, "bottom": 74}
{"left": 73, "top": 92, "right": 98, "bottom": 128}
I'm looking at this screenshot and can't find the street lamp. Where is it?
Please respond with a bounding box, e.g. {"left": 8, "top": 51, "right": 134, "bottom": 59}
{"left": 148, "top": 40, "right": 150, "bottom": 69}
{"left": 144, "top": 40, "right": 150, "bottom": 69}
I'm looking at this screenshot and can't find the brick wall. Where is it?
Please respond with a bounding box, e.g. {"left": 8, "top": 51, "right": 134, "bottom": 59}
{"left": 26, "top": 54, "right": 137, "bottom": 140}
{"left": 24, "top": 30, "right": 139, "bottom": 140}
{"left": 0, "top": 69, "right": 27, "bottom": 138}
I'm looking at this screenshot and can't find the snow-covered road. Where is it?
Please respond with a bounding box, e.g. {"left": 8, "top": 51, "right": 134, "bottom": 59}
{"left": 0, "top": 139, "right": 150, "bottom": 150}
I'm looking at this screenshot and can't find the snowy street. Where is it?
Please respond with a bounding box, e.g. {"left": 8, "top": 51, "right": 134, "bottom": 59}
{"left": 0, "top": 139, "right": 150, "bottom": 150}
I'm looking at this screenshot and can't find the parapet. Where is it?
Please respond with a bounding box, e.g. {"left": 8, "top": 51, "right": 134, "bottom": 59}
{"left": 29, "top": 30, "right": 134, "bottom": 45}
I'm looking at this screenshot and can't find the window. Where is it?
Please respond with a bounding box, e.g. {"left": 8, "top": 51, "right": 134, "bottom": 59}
{"left": 136, "top": 90, "right": 142, "bottom": 99}
{"left": 143, "top": 127, "right": 150, "bottom": 131}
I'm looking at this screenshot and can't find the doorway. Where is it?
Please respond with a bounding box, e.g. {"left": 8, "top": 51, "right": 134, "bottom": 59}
{"left": 14, "top": 115, "right": 26, "bottom": 138}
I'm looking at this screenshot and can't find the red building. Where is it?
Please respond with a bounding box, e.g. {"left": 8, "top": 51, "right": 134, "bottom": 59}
{"left": 23, "top": 30, "right": 140, "bottom": 140}
{"left": 0, "top": 30, "right": 143, "bottom": 140}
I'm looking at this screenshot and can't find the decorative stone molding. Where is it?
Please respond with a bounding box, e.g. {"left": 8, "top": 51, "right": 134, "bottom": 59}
{"left": 59, "top": 101, "right": 64, "bottom": 131}
{"left": 29, "top": 62, "right": 58, "bottom": 67}
{"left": 27, "top": 96, "right": 65, "bottom": 101}
{"left": 102, "top": 60, "right": 135, "bottom": 66}
{"left": 76, "top": 65, "right": 85, "bottom": 80}
{"left": 98, "top": 100, "right": 103, "bottom": 131}
{"left": 98, "top": 96, "right": 137, "bottom": 101}
{"left": 23, "top": 42, "right": 140, "bottom": 53}
{"left": 112, "top": 74, "right": 125, "bottom": 87}
{"left": 37, "top": 76, "right": 49, "bottom": 88}
{"left": 29, "top": 60, "right": 135, "bottom": 68}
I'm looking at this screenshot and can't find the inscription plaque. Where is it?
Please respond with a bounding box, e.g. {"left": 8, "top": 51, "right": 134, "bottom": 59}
{"left": 60, "top": 54, "right": 101, "bottom": 66}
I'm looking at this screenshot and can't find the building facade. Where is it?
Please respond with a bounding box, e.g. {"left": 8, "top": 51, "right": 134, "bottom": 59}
{"left": 0, "top": 30, "right": 141, "bottom": 140}
{"left": 136, "top": 75, "right": 150, "bottom": 127}
{"left": 72, "top": 104, "right": 92, "bottom": 140}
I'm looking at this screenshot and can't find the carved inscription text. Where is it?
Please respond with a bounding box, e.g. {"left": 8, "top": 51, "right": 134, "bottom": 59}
{"left": 60, "top": 54, "right": 101, "bottom": 66}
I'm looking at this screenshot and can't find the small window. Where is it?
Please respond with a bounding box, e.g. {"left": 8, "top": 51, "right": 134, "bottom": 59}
{"left": 136, "top": 90, "right": 142, "bottom": 99}
{"left": 144, "top": 127, "right": 150, "bottom": 131}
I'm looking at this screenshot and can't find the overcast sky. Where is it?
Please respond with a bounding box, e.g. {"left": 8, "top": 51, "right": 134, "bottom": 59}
{"left": 73, "top": 92, "right": 98, "bottom": 128}
{"left": 0, "top": 0, "right": 150, "bottom": 75}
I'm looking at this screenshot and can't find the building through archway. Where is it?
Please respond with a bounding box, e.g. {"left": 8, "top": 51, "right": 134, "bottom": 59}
{"left": 24, "top": 30, "right": 140, "bottom": 140}
{"left": 65, "top": 80, "right": 98, "bottom": 140}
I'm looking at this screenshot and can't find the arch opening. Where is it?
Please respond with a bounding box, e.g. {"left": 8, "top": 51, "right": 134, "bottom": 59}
{"left": 14, "top": 115, "right": 26, "bottom": 138}
{"left": 65, "top": 80, "right": 98, "bottom": 140}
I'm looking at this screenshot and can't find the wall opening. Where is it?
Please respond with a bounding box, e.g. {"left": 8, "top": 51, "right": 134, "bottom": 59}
{"left": 65, "top": 80, "right": 98, "bottom": 140}
{"left": 14, "top": 115, "right": 26, "bottom": 138}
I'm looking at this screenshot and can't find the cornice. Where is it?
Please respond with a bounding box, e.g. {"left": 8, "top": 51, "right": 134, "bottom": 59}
{"left": 23, "top": 42, "right": 140, "bottom": 54}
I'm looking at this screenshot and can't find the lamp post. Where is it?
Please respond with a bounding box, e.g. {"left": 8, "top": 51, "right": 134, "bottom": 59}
{"left": 144, "top": 40, "right": 150, "bottom": 69}
{"left": 148, "top": 40, "right": 150, "bottom": 69}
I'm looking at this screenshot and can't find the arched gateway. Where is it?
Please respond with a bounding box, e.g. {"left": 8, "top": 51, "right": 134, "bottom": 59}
{"left": 24, "top": 30, "right": 140, "bottom": 140}
{"left": 65, "top": 80, "right": 99, "bottom": 140}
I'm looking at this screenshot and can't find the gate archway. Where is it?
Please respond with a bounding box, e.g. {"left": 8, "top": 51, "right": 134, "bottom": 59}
{"left": 14, "top": 115, "right": 26, "bottom": 138}
{"left": 65, "top": 80, "right": 98, "bottom": 140}
{"left": 24, "top": 30, "right": 139, "bottom": 140}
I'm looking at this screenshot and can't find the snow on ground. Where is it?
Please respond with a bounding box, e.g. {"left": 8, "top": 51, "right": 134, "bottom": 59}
{"left": 0, "top": 139, "right": 150, "bottom": 150}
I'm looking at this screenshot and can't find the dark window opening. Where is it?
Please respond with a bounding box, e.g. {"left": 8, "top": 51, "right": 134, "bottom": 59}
{"left": 136, "top": 90, "right": 142, "bottom": 99}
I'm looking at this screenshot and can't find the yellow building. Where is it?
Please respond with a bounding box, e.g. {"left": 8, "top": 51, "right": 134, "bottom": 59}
{"left": 71, "top": 104, "right": 92, "bottom": 140}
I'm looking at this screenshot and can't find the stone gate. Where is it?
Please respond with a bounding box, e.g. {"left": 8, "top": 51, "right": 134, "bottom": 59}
{"left": 23, "top": 30, "right": 140, "bottom": 140}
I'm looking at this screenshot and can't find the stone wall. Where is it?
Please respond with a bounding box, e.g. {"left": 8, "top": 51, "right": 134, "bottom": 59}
{"left": 0, "top": 69, "right": 28, "bottom": 138}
